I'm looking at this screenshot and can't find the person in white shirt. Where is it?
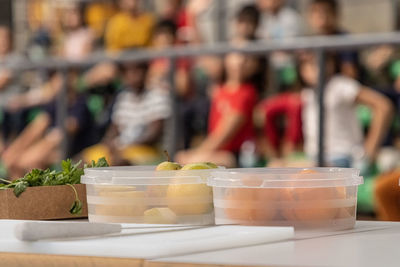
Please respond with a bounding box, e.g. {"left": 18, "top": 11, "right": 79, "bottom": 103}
{"left": 299, "top": 52, "right": 393, "bottom": 167}
{"left": 82, "top": 61, "right": 171, "bottom": 165}
{"left": 59, "top": 3, "right": 95, "bottom": 61}
{"left": 256, "top": 0, "right": 304, "bottom": 40}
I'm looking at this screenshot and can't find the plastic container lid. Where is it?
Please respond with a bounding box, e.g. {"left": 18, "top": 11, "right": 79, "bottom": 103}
{"left": 208, "top": 167, "right": 363, "bottom": 188}
{"left": 81, "top": 166, "right": 222, "bottom": 185}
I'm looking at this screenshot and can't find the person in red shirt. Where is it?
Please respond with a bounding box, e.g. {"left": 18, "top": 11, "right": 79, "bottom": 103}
{"left": 257, "top": 92, "right": 303, "bottom": 160}
{"left": 175, "top": 53, "right": 258, "bottom": 167}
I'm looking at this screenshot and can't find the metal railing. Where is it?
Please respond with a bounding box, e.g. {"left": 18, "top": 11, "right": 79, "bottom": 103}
{"left": 4, "top": 31, "right": 400, "bottom": 165}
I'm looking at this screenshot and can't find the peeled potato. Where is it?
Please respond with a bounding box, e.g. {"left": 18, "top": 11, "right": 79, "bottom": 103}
{"left": 167, "top": 184, "right": 213, "bottom": 215}
{"left": 146, "top": 185, "right": 168, "bottom": 198}
{"left": 144, "top": 207, "right": 178, "bottom": 224}
{"left": 96, "top": 190, "right": 147, "bottom": 217}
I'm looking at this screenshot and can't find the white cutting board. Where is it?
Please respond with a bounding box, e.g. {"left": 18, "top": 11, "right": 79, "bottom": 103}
{"left": 0, "top": 220, "right": 294, "bottom": 259}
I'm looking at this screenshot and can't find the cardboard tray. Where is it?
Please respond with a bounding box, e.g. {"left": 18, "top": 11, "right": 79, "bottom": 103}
{"left": 0, "top": 184, "right": 88, "bottom": 220}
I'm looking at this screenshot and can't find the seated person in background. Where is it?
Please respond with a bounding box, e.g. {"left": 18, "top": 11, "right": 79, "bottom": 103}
{"left": 147, "top": 19, "right": 178, "bottom": 90}
{"left": 80, "top": 0, "right": 154, "bottom": 105}
{"left": 57, "top": 2, "right": 95, "bottom": 61}
{"left": 256, "top": 0, "right": 302, "bottom": 95}
{"left": 147, "top": 19, "right": 191, "bottom": 98}
{"left": 81, "top": 61, "right": 171, "bottom": 165}
{"left": 85, "top": 0, "right": 117, "bottom": 45}
{"left": 6, "top": 71, "right": 62, "bottom": 113}
{"left": 26, "top": 0, "right": 56, "bottom": 59}
{"left": 231, "top": 4, "right": 267, "bottom": 95}
{"left": 0, "top": 25, "right": 22, "bottom": 97}
{"left": 3, "top": 71, "right": 63, "bottom": 147}
{"left": 257, "top": 0, "right": 304, "bottom": 40}
{"left": 1, "top": 70, "right": 92, "bottom": 179}
{"left": 179, "top": 5, "right": 263, "bottom": 150}
{"left": 307, "top": 0, "right": 359, "bottom": 79}
{"left": 0, "top": 25, "right": 27, "bottom": 141}
{"left": 180, "top": 54, "right": 225, "bottom": 149}
{"left": 153, "top": 0, "right": 193, "bottom": 44}
{"left": 175, "top": 53, "right": 258, "bottom": 167}
{"left": 232, "top": 4, "right": 260, "bottom": 45}
{"left": 299, "top": 51, "right": 393, "bottom": 168}
{"left": 105, "top": 0, "right": 154, "bottom": 52}
{"left": 257, "top": 91, "right": 303, "bottom": 162}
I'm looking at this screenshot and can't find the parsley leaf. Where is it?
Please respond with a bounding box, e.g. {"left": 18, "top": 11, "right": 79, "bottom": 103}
{"left": 13, "top": 181, "right": 29, "bottom": 197}
{"left": 84, "top": 157, "right": 109, "bottom": 168}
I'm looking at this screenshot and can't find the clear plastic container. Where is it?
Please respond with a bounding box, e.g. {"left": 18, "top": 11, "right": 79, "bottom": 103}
{"left": 81, "top": 166, "right": 216, "bottom": 224}
{"left": 208, "top": 168, "right": 363, "bottom": 230}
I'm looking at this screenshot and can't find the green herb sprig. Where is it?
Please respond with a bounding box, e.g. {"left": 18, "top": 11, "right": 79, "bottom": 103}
{"left": 0, "top": 157, "right": 109, "bottom": 214}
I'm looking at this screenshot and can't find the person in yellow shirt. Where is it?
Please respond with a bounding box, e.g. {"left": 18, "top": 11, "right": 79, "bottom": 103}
{"left": 105, "top": 0, "right": 154, "bottom": 52}
{"left": 85, "top": 0, "right": 117, "bottom": 41}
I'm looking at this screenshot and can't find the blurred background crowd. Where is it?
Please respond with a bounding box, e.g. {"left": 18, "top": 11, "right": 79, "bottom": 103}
{"left": 0, "top": 0, "right": 400, "bottom": 220}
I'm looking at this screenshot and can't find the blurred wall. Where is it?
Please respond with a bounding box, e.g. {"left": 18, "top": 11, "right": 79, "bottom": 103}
{"left": 340, "top": 0, "right": 394, "bottom": 33}
{"left": 298, "top": 0, "right": 395, "bottom": 33}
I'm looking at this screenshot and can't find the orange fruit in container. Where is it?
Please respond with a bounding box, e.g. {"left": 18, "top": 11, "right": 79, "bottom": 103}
{"left": 224, "top": 177, "right": 279, "bottom": 224}
{"left": 281, "top": 169, "right": 346, "bottom": 222}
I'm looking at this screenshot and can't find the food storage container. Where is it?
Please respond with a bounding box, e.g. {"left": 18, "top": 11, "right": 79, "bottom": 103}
{"left": 208, "top": 168, "right": 363, "bottom": 230}
{"left": 81, "top": 166, "right": 216, "bottom": 224}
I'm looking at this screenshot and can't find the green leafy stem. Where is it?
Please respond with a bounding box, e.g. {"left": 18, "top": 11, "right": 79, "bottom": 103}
{"left": 67, "top": 184, "right": 83, "bottom": 215}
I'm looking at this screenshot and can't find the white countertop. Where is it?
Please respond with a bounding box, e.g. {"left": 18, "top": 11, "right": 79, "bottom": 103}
{"left": 0, "top": 220, "right": 293, "bottom": 259}
{"left": 1, "top": 220, "right": 399, "bottom": 267}
{"left": 155, "top": 221, "right": 400, "bottom": 267}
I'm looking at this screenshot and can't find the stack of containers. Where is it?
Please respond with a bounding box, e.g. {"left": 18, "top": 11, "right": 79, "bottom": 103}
{"left": 81, "top": 166, "right": 363, "bottom": 230}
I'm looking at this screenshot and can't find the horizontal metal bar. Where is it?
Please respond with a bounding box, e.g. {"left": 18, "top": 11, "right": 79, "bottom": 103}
{"left": 4, "top": 31, "right": 400, "bottom": 71}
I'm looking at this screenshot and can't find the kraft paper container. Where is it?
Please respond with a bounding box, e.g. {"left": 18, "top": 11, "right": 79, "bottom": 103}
{"left": 0, "top": 184, "right": 87, "bottom": 220}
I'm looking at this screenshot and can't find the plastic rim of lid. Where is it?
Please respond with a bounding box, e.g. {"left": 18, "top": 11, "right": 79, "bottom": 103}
{"left": 208, "top": 167, "right": 363, "bottom": 188}
{"left": 81, "top": 165, "right": 222, "bottom": 185}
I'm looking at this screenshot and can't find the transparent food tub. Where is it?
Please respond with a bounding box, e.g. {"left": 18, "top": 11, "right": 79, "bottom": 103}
{"left": 208, "top": 168, "right": 363, "bottom": 230}
{"left": 81, "top": 166, "right": 216, "bottom": 224}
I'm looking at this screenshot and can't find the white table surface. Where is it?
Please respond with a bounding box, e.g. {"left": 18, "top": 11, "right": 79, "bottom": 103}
{"left": 155, "top": 221, "right": 400, "bottom": 267}
{"left": 0, "top": 220, "right": 293, "bottom": 259}
{"left": 1, "top": 220, "right": 399, "bottom": 267}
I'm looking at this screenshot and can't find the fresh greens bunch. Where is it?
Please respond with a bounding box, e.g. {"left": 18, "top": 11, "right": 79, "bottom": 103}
{"left": 0, "top": 157, "right": 109, "bottom": 214}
